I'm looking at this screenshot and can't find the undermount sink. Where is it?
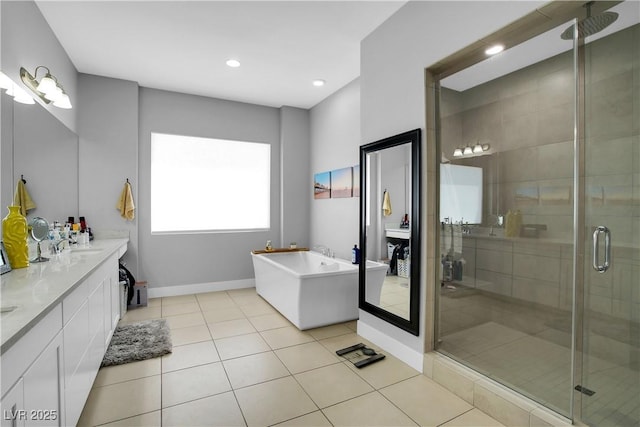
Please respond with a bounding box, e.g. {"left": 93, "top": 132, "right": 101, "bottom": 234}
{"left": 70, "top": 247, "right": 103, "bottom": 255}
{"left": 385, "top": 228, "right": 410, "bottom": 239}
{"left": 1, "top": 305, "right": 18, "bottom": 316}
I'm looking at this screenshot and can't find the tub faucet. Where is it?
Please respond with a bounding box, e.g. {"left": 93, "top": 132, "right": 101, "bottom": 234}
{"left": 314, "top": 245, "right": 334, "bottom": 258}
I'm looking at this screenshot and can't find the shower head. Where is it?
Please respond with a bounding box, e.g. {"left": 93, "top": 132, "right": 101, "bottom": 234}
{"left": 560, "top": 11, "right": 618, "bottom": 39}
{"left": 561, "top": 3, "right": 618, "bottom": 40}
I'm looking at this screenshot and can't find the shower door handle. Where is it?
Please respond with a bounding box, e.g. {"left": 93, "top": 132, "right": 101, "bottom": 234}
{"left": 592, "top": 225, "right": 611, "bottom": 273}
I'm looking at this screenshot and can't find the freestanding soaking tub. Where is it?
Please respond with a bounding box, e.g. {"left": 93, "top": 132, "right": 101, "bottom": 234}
{"left": 251, "top": 250, "right": 387, "bottom": 330}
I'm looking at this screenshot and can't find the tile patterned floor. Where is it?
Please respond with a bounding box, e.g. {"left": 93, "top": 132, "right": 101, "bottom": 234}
{"left": 379, "top": 275, "right": 410, "bottom": 319}
{"left": 78, "top": 288, "right": 505, "bottom": 426}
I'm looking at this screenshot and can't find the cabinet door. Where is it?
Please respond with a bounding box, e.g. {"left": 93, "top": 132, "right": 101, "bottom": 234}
{"left": 111, "top": 270, "right": 120, "bottom": 332}
{"left": 103, "top": 274, "right": 113, "bottom": 345}
{"left": 22, "top": 332, "right": 64, "bottom": 427}
{"left": 88, "top": 279, "right": 105, "bottom": 353}
{"left": 1, "top": 379, "right": 25, "bottom": 427}
{"left": 108, "top": 256, "right": 120, "bottom": 332}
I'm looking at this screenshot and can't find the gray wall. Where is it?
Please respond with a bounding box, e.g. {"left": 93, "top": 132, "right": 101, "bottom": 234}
{"left": 309, "top": 78, "right": 361, "bottom": 260}
{"left": 280, "top": 106, "right": 310, "bottom": 248}
{"left": 138, "top": 87, "right": 282, "bottom": 288}
{"left": 78, "top": 73, "right": 139, "bottom": 275}
{"left": 360, "top": 1, "right": 544, "bottom": 354}
{"left": 1, "top": 96, "right": 12, "bottom": 224}
{"left": 1, "top": 0, "right": 79, "bottom": 235}
{"left": 0, "top": 1, "right": 77, "bottom": 132}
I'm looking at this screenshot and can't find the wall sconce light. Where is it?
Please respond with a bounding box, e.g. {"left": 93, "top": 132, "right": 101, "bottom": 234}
{"left": 453, "top": 142, "right": 491, "bottom": 158}
{"left": 20, "top": 66, "right": 72, "bottom": 109}
{"left": 0, "top": 70, "right": 35, "bottom": 105}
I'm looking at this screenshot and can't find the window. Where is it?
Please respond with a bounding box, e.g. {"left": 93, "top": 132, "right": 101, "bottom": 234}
{"left": 151, "top": 133, "right": 270, "bottom": 233}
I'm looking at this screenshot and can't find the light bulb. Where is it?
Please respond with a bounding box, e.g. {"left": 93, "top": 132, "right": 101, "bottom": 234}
{"left": 53, "top": 93, "right": 72, "bottom": 109}
{"left": 37, "top": 75, "right": 57, "bottom": 94}
{"left": 44, "top": 85, "right": 63, "bottom": 102}
{"left": 12, "top": 86, "right": 35, "bottom": 104}
{"left": 485, "top": 44, "right": 504, "bottom": 55}
{"left": 453, "top": 148, "right": 463, "bottom": 157}
{"left": 473, "top": 143, "right": 483, "bottom": 154}
{"left": 0, "top": 71, "right": 13, "bottom": 90}
{"left": 463, "top": 146, "right": 473, "bottom": 155}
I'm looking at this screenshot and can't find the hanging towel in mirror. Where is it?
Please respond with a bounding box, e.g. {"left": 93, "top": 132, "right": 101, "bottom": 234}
{"left": 13, "top": 180, "right": 36, "bottom": 216}
{"left": 382, "top": 190, "right": 392, "bottom": 217}
{"left": 116, "top": 181, "right": 135, "bottom": 221}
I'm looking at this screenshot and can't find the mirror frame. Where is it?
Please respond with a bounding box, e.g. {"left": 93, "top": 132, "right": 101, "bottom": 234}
{"left": 359, "top": 128, "right": 421, "bottom": 336}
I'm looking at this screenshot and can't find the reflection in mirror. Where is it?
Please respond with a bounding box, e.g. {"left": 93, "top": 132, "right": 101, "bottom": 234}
{"left": 359, "top": 129, "right": 420, "bottom": 336}
{"left": 6, "top": 100, "right": 79, "bottom": 224}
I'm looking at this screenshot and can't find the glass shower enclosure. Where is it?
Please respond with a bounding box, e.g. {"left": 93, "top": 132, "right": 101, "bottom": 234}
{"left": 434, "top": 2, "right": 638, "bottom": 425}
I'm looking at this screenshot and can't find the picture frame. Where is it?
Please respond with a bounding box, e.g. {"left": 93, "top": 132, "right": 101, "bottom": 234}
{"left": 314, "top": 171, "right": 331, "bottom": 199}
{"left": 330, "top": 167, "right": 353, "bottom": 198}
{"left": 1, "top": 241, "right": 12, "bottom": 275}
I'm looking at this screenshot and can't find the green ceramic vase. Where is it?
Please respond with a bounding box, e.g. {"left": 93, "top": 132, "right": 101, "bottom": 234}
{"left": 2, "top": 206, "right": 29, "bottom": 269}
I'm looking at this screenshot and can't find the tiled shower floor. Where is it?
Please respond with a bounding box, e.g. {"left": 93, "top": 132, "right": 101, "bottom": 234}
{"left": 78, "top": 288, "right": 504, "bottom": 426}
{"left": 438, "top": 290, "right": 639, "bottom": 427}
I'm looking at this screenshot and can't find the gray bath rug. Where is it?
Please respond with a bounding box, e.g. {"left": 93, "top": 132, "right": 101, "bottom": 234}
{"left": 101, "top": 318, "right": 172, "bottom": 367}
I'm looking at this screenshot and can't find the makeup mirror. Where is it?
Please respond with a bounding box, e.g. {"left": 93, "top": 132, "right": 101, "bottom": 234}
{"left": 359, "top": 128, "right": 421, "bottom": 335}
{"left": 30, "top": 216, "right": 49, "bottom": 263}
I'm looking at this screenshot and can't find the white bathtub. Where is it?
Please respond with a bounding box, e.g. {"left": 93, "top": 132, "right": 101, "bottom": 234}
{"left": 251, "top": 251, "right": 387, "bottom": 330}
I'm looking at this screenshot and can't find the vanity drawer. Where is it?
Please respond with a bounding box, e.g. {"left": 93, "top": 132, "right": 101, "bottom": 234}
{"left": 62, "top": 280, "right": 89, "bottom": 325}
{"left": 1, "top": 304, "right": 62, "bottom": 398}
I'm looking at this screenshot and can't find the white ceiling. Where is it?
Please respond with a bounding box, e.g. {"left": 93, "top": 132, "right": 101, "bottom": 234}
{"left": 35, "top": 0, "right": 407, "bottom": 109}
{"left": 442, "top": 1, "right": 639, "bottom": 92}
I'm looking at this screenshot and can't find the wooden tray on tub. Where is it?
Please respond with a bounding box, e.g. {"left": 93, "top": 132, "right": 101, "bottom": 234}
{"left": 251, "top": 248, "right": 309, "bottom": 255}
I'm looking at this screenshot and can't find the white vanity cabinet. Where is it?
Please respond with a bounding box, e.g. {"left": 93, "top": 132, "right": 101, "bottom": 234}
{"left": 1, "top": 306, "right": 64, "bottom": 427}
{"left": 1, "top": 379, "right": 24, "bottom": 427}
{"left": 22, "top": 332, "right": 65, "bottom": 427}
{"left": 1, "top": 240, "right": 127, "bottom": 427}
{"left": 63, "top": 253, "right": 120, "bottom": 427}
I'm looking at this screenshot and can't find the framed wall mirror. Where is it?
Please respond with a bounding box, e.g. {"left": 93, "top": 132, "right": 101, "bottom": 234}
{"left": 359, "top": 128, "right": 421, "bottom": 335}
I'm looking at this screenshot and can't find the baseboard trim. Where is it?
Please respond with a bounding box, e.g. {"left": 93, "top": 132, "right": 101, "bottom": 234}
{"left": 147, "top": 279, "right": 256, "bottom": 298}
{"left": 357, "top": 320, "right": 424, "bottom": 372}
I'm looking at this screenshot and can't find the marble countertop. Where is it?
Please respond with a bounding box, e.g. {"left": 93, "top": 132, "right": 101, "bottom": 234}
{"left": 0, "top": 238, "right": 128, "bottom": 354}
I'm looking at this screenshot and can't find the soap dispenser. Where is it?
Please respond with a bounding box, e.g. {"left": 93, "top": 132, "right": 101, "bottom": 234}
{"left": 352, "top": 244, "right": 361, "bottom": 264}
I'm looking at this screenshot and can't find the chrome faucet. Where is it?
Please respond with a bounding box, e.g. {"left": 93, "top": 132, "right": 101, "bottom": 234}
{"left": 313, "top": 245, "right": 334, "bottom": 258}
{"left": 51, "top": 238, "right": 69, "bottom": 254}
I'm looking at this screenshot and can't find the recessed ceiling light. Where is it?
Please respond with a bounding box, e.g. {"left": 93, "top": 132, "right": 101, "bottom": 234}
{"left": 485, "top": 44, "right": 504, "bottom": 56}
{"left": 312, "top": 79, "right": 325, "bottom": 87}
{"left": 226, "top": 59, "right": 241, "bottom": 68}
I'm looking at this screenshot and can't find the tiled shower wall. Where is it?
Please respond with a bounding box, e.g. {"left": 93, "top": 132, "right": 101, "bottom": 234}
{"left": 440, "top": 24, "right": 639, "bottom": 324}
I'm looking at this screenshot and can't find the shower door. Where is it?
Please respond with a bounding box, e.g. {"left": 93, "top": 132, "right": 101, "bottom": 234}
{"left": 434, "top": 2, "right": 639, "bottom": 423}
{"left": 579, "top": 8, "right": 639, "bottom": 426}
{"left": 435, "top": 18, "right": 579, "bottom": 417}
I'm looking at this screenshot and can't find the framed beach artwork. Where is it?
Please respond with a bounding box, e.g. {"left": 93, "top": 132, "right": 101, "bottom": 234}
{"left": 352, "top": 165, "right": 360, "bottom": 197}
{"left": 515, "top": 187, "right": 539, "bottom": 206}
{"left": 540, "top": 186, "right": 571, "bottom": 205}
{"left": 314, "top": 171, "right": 331, "bottom": 199}
{"left": 331, "top": 167, "right": 353, "bottom": 198}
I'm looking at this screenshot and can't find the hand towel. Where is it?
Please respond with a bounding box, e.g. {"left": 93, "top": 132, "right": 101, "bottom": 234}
{"left": 452, "top": 224, "right": 463, "bottom": 255}
{"left": 116, "top": 181, "right": 135, "bottom": 221}
{"left": 441, "top": 223, "right": 462, "bottom": 255}
{"left": 382, "top": 190, "right": 392, "bottom": 217}
{"left": 13, "top": 180, "right": 36, "bottom": 216}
